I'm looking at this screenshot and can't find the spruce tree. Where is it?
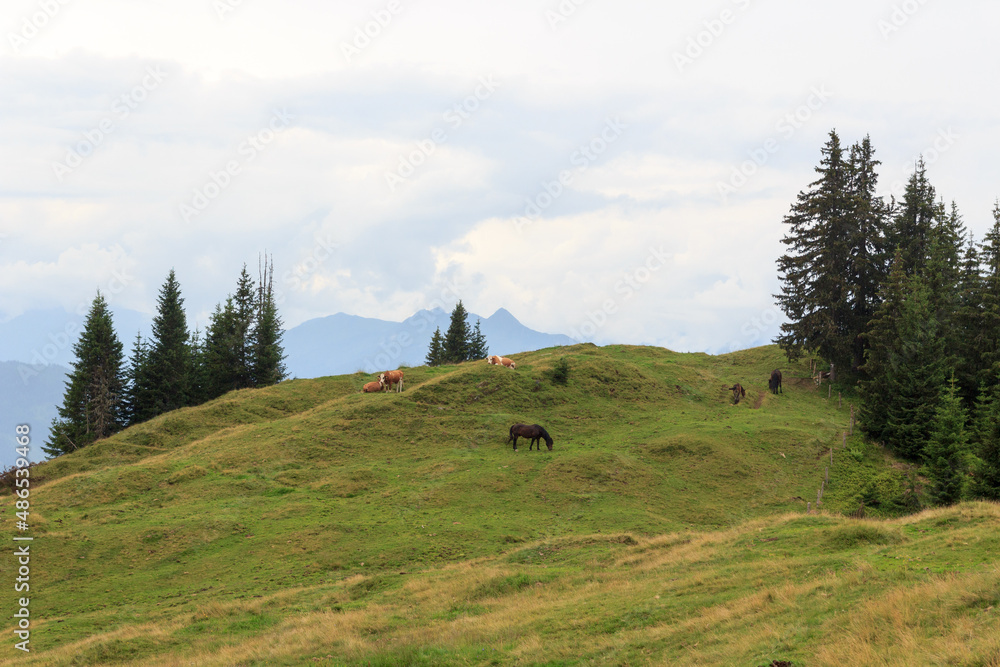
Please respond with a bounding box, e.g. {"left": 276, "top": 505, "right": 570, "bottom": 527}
{"left": 977, "top": 201, "right": 1000, "bottom": 389}
{"left": 203, "top": 299, "right": 240, "bottom": 399}
{"left": 145, "top": 269, "right": 191, "bottom": 417}
{"left": 924, "top": 376, "right": 969, "bottom": 506}
{"left": 882, "top": 277, "right": 947, "bottom": 459}
{"left": 776, "top": 130, "right": 880, "bottom": 371}
{"left": 859, "top": 250, "right": 908, "bottom": 444}
{"left": 188, "top": 327, "right": 208, "bottom": 405}
{"left": 123, "top": 332, "right": 153, "bottom": 426}
{"left": 251, "top": 255, "right": 287, "bottom": 387}
{"left": 844, "top": 135, "right": 892, "bottom": 371}
{"left": 425, "top": 327, "right": 445, "bottom": 366}
{"left": 443, "top": 301, "right": 472, "bottom": 363}
{"left": 888, "top": 158, "right": 939, "bottom": 277}
{"left": 44, "top": 292, "right": 125, "bottom": 456}
{"left": 971, "top": 383, "right": 1000, "bottom": 500}
{"left": 232, "top": 265, "right": 257, "bottom": 389}
{"left": 953, "top": 231, "right": 983, "bottom": 406}
{"left": 469, "top": 319, "right": 488, "bottom": 360}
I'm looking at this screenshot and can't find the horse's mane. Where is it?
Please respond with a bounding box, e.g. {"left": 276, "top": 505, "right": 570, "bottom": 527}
{"left": 536, "top": 425, "right": 553, "bottom": 444}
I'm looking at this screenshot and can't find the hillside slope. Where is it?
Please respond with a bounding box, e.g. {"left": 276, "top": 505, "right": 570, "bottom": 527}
{"left": 4, "top": 344, "right": 991, "bottom": 665}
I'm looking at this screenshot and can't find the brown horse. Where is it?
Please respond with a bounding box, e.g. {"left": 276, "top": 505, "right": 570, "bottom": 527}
{"left": 507, "top": 424, "right": 553, "bottom": 451}
{"left": 729, "top": 383, "right": 746, "bottom": 405}
{"left": 769, "top": 369, "right": 782, "bottom": 395}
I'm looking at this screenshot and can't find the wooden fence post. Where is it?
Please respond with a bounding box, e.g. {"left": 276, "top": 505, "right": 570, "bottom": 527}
{"left": 842, "top": 432, "right": 846, "bottom": 449}
{"left": 808, "top": 501, "right": 812, "bottom": 513}
{"left": 825, "top": 466, "right": 829, "bottom": 485}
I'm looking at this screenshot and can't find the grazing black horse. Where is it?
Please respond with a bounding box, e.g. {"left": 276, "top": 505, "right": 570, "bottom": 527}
{"left": 769, "top": 369, "right": 783, "bottom": 395}
{"left": 729, "top": 383, "right": 746, "bottom": 405}
{"left": 507, "top": 424, "right": 554, "bottom": 451}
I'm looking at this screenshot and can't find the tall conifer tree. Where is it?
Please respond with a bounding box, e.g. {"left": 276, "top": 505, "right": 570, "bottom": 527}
{"left": 882, "top": 277, "right": 947, "bottom": 459}
{"left": 443, "top": 301, "right": 472, "bottom": 363}
{"left": 145, "top": 269, "right": 191, "bottom": 416}
{"left": 251, "top": 255, "right": 287, "bottom": 387}
{"left": 469, "top": 319, "right": 488, "bottom": 360}
{"left": 889, "top": 158, "right": 939, "bottom": 277}
{"left": 776, "top": 130, "right": 883, "bottom": 371}
{"left": 45, "top": 292, "right": 125, "bottom": 456}
{"left": 123, "top": 332, "right": 153, "bottom": 426}
{"left": 844, "top": 135, "right": 891, "bottom": 370}
{"left": 924, "top": 376, "right": 969, "bottom": 506}
{"left": 425, "top": 327, "right": 445, "bottom": 366}
{"left": 859, "top": 250, "right": 908, "bottom": 444}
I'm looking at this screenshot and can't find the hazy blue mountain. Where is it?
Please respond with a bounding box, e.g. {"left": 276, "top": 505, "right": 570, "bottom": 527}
{"left": 0, "top": 361, "right": 69, "bottom": 467}
{"left": 0, "top": 307, "right": 152, "bottom": 366}
{"left": 0, "top": 306, "right": 572, "bottom": 461}
{"left": 283, "top": 307, "right": 574, "bottom": 378}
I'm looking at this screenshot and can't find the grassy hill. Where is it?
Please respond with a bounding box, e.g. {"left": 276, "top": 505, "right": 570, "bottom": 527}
{"left": 3, "top": 344, "right": 998, "bottom": 665}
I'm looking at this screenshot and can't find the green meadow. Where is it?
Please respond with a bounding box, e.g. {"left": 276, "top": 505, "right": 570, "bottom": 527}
{"left": 3, "top": 344, "right": 999, "bottom": 666}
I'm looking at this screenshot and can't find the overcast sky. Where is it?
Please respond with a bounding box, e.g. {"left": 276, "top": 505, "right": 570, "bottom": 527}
{"left": 1, "top": 0, "right": 997, "bottom": 354}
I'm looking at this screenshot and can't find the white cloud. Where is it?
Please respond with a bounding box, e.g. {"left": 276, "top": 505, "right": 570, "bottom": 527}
{"left": 1, "top": 0, "right": 999, "bottom": 355}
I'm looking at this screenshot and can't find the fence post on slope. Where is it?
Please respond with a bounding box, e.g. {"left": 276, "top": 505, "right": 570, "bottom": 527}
{"left": 850, "top": 406, "right": 855, "bottom": 436}
{"left": 808, "top": 501, "right": 812, "bottom": 513}
{"left": 825, "top": 466, "right": 829, "bottom": 485}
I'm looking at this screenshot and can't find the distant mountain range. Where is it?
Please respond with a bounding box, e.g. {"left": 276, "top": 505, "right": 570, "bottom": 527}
{"left": 0, "top": 307, "right": 574, "bottom": 462}
{"left": 283, "top": 307, "right": 575, "bottom": 378}
{"left": 0, "top": 361, "right": 69, "bottom": 468}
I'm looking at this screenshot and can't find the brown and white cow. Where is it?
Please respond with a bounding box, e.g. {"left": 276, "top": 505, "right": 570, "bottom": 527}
{"left": 486, "top": 355, "right": 501, "bottom": 365}
{"left": 361, "top": 381, "right": 383, "bottom": 393}
{"left": 379, "top": 370, "right": 404, "bottom": 392}
{"left": 500, "top": 357, "right": 516, "bottom": 369}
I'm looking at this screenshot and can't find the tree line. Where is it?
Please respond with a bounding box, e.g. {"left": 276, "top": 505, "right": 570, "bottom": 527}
{"left": 425, "top": 300, "right": 488, "bottom": 366}
{"left": 776, "top": 129, "right": 1000, "bottom": 506}
{"left": 44, "top": 256, "right": 287, "bottom": 457}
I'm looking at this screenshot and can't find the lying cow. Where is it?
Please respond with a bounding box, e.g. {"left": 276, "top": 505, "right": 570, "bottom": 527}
{"left": 379, "top": 370, "right": 404, "bottom": 392}
{"left": 361, "top": 381, "right": 383, "bottom": 393}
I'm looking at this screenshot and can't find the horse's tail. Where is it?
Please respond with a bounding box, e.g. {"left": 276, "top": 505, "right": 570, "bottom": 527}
{"left": 507, "top": 424, "right": 515, "bottom": 443}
